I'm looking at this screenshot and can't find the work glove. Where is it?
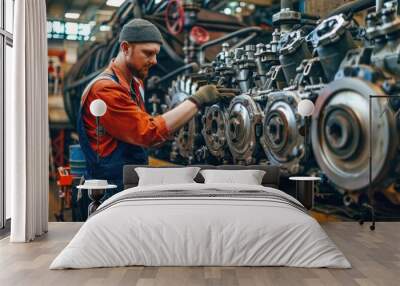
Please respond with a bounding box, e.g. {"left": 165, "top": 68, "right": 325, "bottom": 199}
{"left": 188, "top": 84, "right": 239, "bottom": 108}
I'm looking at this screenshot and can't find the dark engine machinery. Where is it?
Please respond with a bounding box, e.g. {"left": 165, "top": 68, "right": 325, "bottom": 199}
{"left": 164, "top": 0, "right": 400, "bottom": 214}
{"left": 65, "top": 0, "right": 400, "bottom": 216}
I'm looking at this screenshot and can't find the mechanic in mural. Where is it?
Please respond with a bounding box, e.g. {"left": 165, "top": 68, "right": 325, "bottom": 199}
{"left": 77, "top": 19, "right": 234, "bottom": 195}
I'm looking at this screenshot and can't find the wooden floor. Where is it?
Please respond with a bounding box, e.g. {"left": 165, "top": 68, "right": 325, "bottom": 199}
{"left": 0, "top": 222, "right": 399, "bottom": 286}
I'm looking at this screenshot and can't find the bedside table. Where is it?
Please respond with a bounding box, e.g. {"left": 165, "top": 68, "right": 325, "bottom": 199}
{"left": 289, "top": 177, "right": 321, "bottom": 210}
{"left": 77, "top": 180, "right": 117, "bottom": 216}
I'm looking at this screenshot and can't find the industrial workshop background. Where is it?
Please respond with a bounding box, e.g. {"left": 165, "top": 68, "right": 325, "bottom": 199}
{"left": 43, "top": 0, "right": 400, "bottom": 223}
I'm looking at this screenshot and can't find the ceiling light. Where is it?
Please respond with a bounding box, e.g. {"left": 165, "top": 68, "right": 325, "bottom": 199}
{"left": 224, "top": 8, "right": 232, "bottom": 15}
{"left": 100, "top": 25, "right": 111, "bottom": 31}
{"left": 65, "top": 12, "right": 80, "bottom": 19}
{"left": 106, "top": 0, "right": 125, "bottom": 7}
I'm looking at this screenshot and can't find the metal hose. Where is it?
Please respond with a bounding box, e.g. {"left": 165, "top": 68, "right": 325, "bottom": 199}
{"left": 198, "top": 26, "right": 264, "bottom": 64}
{"left": 376, "top": 0, "right": 384, "bottom": 13}
{"left": 327, "top": 0, "right": 376, "bottom": 17}
{"left": 281, "top": 0, "right": 293, "bottom": 10}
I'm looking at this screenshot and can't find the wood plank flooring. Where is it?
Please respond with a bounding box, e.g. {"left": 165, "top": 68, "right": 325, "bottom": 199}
{"left": 0, "top": 222, "right": 399, "bottom": 286}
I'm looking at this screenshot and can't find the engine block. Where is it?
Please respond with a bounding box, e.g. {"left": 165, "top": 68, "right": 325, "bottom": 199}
{"left": 163, "top": 1, "right": 400, "bottom": 205}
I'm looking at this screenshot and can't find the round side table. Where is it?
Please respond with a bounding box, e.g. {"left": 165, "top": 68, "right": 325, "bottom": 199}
{"left": 289, "top": 176, "right": 321, "bottom": 210}
{"left": 77, "top": 180, "right": 117, "bottom": 216}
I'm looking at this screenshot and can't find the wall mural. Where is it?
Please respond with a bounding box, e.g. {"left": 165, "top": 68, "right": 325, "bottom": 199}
{"left": 61, "top": 0, "right": 400, "bottom": 221}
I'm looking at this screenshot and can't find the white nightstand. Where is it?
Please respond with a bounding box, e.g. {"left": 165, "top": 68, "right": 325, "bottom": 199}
{"left": 289, "top": 177, "right": 321, "bottom": 210}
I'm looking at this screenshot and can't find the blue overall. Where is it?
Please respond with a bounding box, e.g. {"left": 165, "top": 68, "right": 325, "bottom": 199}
{"left": 77, "top": 71, "right": 148, "bottom": 199}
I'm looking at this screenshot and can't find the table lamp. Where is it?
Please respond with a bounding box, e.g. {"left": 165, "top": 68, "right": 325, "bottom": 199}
{"left": 298, "top": 99, "right": 315, "bottom": 161}
{"left": 89, "top": 99, "right": 107, "bottom": 162}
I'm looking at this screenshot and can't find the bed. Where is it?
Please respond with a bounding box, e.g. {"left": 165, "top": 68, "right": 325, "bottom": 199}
{"left": 50, "top": 164, "right": 351, "bottom": 269}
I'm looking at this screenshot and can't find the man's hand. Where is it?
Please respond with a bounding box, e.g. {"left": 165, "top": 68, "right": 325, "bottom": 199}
{"left": 188, "top": 84, "right": 239, "bottom": 108}
{"left": 162, "top": 84, "right": 239, "bottom": 134}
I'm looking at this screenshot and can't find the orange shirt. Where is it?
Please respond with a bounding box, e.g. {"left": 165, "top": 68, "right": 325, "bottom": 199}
{"left": 82, "top": 60, "right": 170, "bottom": 157}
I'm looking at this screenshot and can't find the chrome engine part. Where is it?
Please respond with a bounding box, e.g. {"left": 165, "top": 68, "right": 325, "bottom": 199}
{"left": 310, "top": 1, "right": 400, "bottom": 192}
{"left": 368, "top": 1, "right": 400, "bottom": 76}
{"left": 167, "top": 76, "right": 203, "bottom": 164}
{"left": 279, "top": 30, "right": 312, "bottom": 85}
{"left": 232, "top": 45, "right": 258, "bottom": 93}
{"left": 312, "top": 76, "right": 398, "bottom": 191}
{"left": 260, "top": 90, "right": 306, "bottom": 175}
{"left": 166, "top": 76, "right": 198, "bottom": 108}
{"left": 201, "top": 104, "right": 231, "bottom": 162}
{"left": 200, "top": 44, "right": 233, "bottom": 163}
{"left": 226, "top": 94, "right": 264, "bottom": 165}
{"left": 307, "top": 14, "right": 356, "bottom": 81}
{"left": 312, "top": 49, "right": 400, "bottom": 191}
{"left": 162, "top": 0, "right": 400, "bottom": 207}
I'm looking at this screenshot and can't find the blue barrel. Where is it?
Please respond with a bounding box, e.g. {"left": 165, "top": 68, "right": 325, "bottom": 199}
{"left": 69, "top": 144, "right": 86, "bottom": 177}
{"left": 69, "top": 144, "right": 85, "bottom": 161}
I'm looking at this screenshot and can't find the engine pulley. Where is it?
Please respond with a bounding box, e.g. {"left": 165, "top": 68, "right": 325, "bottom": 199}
{"left": 226, "top": 94, "right": 263, "bottom": 165}
{"left": 311, "top": 77, "right": 399, "bottom": 191}
{"left": 201, "top": 104, "right": 231, "bottom": 161}
{"left": 260, "top": 90, "right": 306, "bottom": 175}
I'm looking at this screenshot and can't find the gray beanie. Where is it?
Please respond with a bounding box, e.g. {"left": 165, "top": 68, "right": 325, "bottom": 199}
{"left": 119, "top": 19, "right": 163, "bottom": 44}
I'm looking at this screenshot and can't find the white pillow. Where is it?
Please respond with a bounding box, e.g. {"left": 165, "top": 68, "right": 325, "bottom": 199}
{"left": 200, "top": 169, "right": 266, "bottom": 185}
{"left": 135, "top": 167, "right": 201, "bottom": 186}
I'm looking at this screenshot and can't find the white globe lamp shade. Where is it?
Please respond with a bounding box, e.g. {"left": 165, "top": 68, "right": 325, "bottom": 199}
{"left": 298, "top": 99, "right": 314, "bottom": 117}
{"left": 90, "top": 99, "right": 107, "bottom": 117}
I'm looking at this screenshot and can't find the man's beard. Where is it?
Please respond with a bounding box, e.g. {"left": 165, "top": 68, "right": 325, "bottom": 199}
{"left": 127, "top": 62, "right": 149, "bottom": 80}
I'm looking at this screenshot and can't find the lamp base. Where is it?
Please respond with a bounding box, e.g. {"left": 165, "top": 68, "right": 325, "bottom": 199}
{"left": 358, "top": 202, "right": 376, "bottom": 231}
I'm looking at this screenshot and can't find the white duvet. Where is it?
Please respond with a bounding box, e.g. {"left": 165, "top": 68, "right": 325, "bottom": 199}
{"left": 50, "top": 183, "right": 351, "bottom": 269}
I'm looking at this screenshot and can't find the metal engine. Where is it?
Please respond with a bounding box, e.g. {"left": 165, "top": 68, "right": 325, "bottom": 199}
{"left": 163, "top": 0, "right": 400, "bottom": 208}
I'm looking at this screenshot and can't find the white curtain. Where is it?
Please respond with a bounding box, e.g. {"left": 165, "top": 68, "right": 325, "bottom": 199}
{"left": 8, "top": 0, "right": 49, "bottom": 242}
